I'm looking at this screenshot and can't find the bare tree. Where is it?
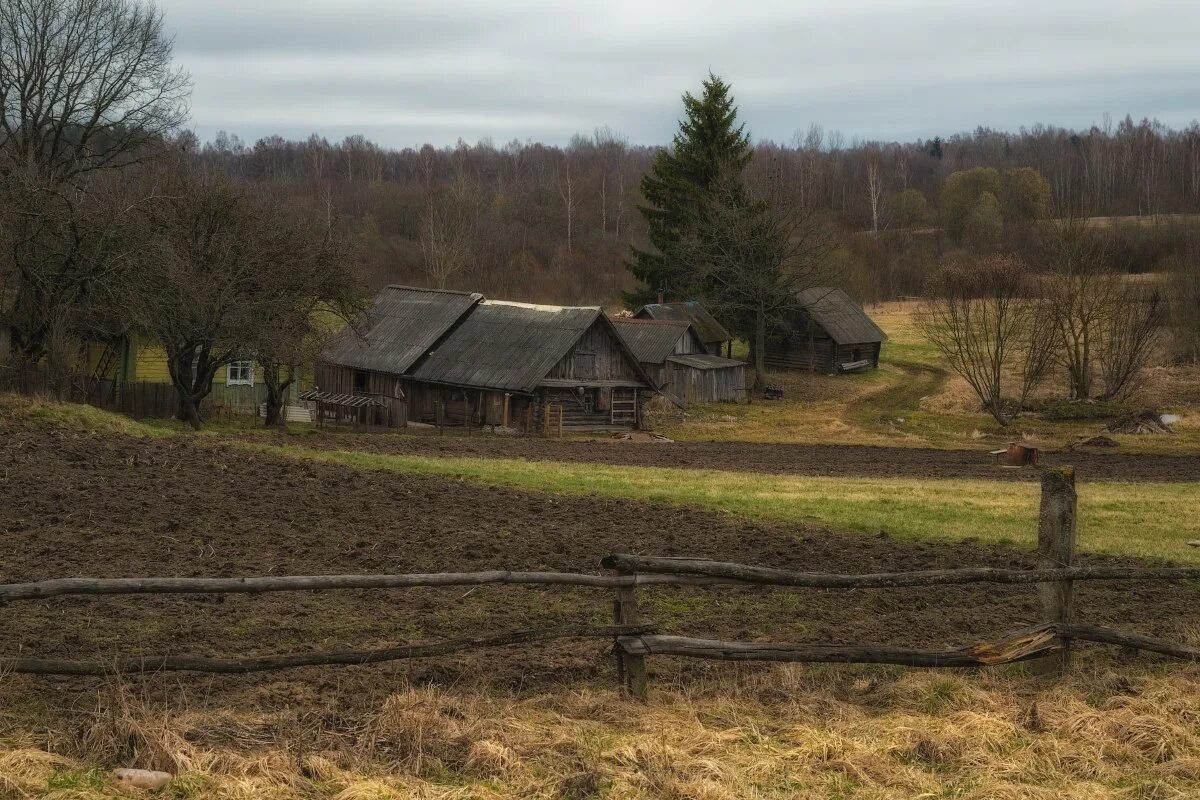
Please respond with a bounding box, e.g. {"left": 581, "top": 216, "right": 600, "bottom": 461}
{"left": 252, "top": 254, "right": 360, "bottom": 428}
{"left": 866, "top": 157, "right": 883, "bottom": 234}
{"left": 0, "top": 164, "right": 147, "bottom": 367}
{"left": 0, "top": 0, "right": 190, "bottom": 182}
{"left": 419, "top": 170, "right": 477, "bottom": 289}
{"left": 125, "top": 165, "right": 346, "bottom": 429}
{"left": 1094, "top": 286, "right": 1164, "bottom": 401}
{"left": 919, "top": 256, "right": 1052, "bottom": 425}
{"left": 557, "top": 153, "right": 577, "bottom": 252}
{"left": 0, "top": 0, "right": 189, "bottom": 367}
{"left": 1037, "top": 218, "right": 1163, "bottom": 401}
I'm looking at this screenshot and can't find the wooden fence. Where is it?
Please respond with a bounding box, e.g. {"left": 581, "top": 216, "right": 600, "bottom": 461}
{"left": 2, "top": 364, "right": 300, "bottom": 422}
{"left": 3, "top": 468, "right": 1199, "bottom": 694}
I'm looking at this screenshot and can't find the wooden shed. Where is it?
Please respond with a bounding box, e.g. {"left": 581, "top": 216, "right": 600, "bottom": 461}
{"left": 315, "top": 285, "right": 484, "bottom": 426}
{"left": 634, "top": 301, "right": 734, "bottom": 356}
{"left": 764, "top": 287, "right": 887, "bottom": 374}
{"left": 318, "top": 286, "right": 655, "bottom": 434}
{"left": 612, "top": 318, "right": 746, "bottom": 405}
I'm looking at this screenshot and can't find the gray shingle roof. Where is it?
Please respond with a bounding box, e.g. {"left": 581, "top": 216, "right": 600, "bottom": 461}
{"left": 321, "top": 285, "right": 482, "bottom": 374}
{"left": 666, "top": 353, "right": 745, "bottom": 370}
{"left": 635, "top": 301, "right": 732, "bottom": 345}
{"left": 410, "top": 301, "right": 604, "bottom": 393}
{"left": 611, "top": 318, "right": 698, "bottom": 364}
{"left": 795, "top": 287, "right": 887, "bottom": 345}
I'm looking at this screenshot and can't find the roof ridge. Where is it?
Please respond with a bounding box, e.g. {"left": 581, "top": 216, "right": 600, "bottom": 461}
{"left": 485, "top": 298, "right": 601, "bottom": 312}
{"left": 385, "top": 284, "right": 484, "bottom": 298}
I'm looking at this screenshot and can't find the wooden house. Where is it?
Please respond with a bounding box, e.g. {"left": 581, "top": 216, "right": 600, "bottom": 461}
{"left": 764, "top": 287, "right": 887, "bottom": 374}
{"left": 612, "top": 318, "right": 746, "bottom": 405}
{"left": 318, "top": 287, "right": 655, "bottom": 433}
{"left": 634, "top": 301, "right": 734, "bottom": 356}
{"left": 79, "top": 333, "right": 310, "bottom": 420}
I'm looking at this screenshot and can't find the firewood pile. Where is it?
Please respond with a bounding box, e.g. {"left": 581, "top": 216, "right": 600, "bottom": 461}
{"left": 1106, "top": 410, "right": 1174, "bottom": 435}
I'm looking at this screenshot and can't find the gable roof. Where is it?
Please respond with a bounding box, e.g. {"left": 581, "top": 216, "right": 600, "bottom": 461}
{"left": 411, "top": 300, "right": 649, "bottom": 393}
{"left": 610, "top": 318, "right": 701, "bottom": 364}
{"left": 321, "top": 285, "right": 482, "bottom": 374}
{"left": 795, "top": 287, "right": 887, "bottom": 345}
{"left": 635, "top": 301, "right": 732, "bottom": 345}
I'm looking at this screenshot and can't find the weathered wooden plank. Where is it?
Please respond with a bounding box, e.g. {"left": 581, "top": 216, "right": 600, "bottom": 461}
{"left": 617, "top": 624, "right": 1060, "bottom": 667}
{"left": 600, "top": 555, "right": 1200, "bottom": 589}
{"left": 1, "top": 624, "right": 654, "bottom": 676}
{"left": 0, "top": 571, "right": 729, "bottom": 602}
{"left": 617, "top": 623, "right": 1200, "bottom": 669}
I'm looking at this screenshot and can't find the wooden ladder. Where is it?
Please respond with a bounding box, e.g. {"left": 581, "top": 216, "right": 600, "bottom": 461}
{"left": 610, "top": 392, "right": 637, "bottom": 426}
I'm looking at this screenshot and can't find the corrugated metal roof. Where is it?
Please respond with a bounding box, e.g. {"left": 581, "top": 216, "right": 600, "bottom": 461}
{"left": 795, "top": 287, "right": 887, "bottom": 345}
{"left": 610, "top": 318, "right": 697, "bottom": 364}
{"left": 411, "top": 301, "right": 604, "bottom": 392}
{"left": 667, "top": 353, "right": 746, "bottom": 370}
{"left": 320, "top": 285, "right": 482, "bottom": 374}
{"left": 636, "top": 301, "right": 732, "bottom": 345}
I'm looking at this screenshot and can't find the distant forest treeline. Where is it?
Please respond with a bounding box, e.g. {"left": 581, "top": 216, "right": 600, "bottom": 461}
{"left": 192, "top": 115, "right": 1200, "bottom": 305}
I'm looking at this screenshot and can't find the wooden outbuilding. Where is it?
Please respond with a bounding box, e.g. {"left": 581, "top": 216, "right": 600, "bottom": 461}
{"left": 612, "top": 318, "right": 746, "bottom": 405}
{"left": 634, "top": 301, "right": 734, "bottom": 356}
{"left": 764, "top": 287, "right": 887, "bottom": 374}
{"left": 317, "top": 287, "right": 655, "bottom": 433}
{"left": 316, "top": 285, "right": 484, "bottom": 426}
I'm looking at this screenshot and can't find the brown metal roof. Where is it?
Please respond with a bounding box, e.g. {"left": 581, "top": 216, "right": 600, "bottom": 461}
{"left": 635, "top": 301, "right": 732, "bottom": 345}
{"left": 610, "top": 318, "right": 700, "bottom": 364}
{"left": 795, "top": 287, "right": 887, "bottom": 345}
{"left": 320, "top": 285, "right": 482, "bottom": 375}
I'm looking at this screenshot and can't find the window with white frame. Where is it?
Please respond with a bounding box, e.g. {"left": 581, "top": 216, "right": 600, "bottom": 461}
{"left": 226, "top": 360, "right": 254, "bottom": 386}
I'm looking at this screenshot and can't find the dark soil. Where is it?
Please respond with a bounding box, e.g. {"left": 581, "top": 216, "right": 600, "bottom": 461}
{"left": 284, "top": 430, "right": 1200, "bottom": 483}
{"left": 1, "top": 427, "right": 1197, "bottom": 713}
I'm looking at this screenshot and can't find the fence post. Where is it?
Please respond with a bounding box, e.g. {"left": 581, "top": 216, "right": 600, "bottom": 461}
{"left": 612, "top": 567, "right": 648, "bottom": 700}
{"left": 1035, "top": 466, "right": 1077, "bottom": 676}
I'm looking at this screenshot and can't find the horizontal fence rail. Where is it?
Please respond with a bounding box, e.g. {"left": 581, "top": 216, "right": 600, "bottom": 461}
{"left": 0, "top": 571, "right": 723, "bottom": 602}
{"left": 0, "top": 624, "right": 652, "bottom": 676}
{"left": 2, "top": 467, "right": 1198, "bottom": 692}
{"left": 617, "top": 623, "right": 1200, "bottom": 669}
{"left": 601, "top": 554, "right": 1200, "bottom": 590}
{"left": 6, "top": 563, "right": 1200, "bottom": 603}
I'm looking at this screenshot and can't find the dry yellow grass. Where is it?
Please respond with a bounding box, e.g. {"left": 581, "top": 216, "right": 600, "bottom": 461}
{"left": 653, "top": 302, "right": 1200, "bottom": 454}
{"left": 8, "top": 663, "right": 1200, "bottom": 798}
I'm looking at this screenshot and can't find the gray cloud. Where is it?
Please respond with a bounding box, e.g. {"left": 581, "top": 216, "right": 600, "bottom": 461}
{"left": 160, "top": 0, "right": 1200, "bottom": 148}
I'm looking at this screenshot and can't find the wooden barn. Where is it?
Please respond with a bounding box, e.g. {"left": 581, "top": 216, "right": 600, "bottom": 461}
{"left": 317, "top": 286, "right": 655, "bottom": 433}
{"left": 764, "top": 287, "right": 887, "bottom": 374}
{"left": 612, "top": 318, "right": 746, "bottom": 405}
{"left": 634, "top": 301, "right": 734, "bottom": 356}
{"left": 315, "top": 286, "right": 484, "bottom": 426}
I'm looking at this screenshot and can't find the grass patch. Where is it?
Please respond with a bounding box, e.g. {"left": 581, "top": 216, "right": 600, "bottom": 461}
{"left": 0, "top": 393, "right": 152, "bottom": 436}
{"left": 253, "top": 444, "right": 1200, "bottom": 563}
{"left": 8, "top": 665, "right": 1200, "bottom": 799}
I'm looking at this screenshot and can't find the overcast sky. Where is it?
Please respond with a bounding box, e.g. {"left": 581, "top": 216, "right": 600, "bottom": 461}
{"left": 161, "top": 0, "right": 1200, "bottom": 150}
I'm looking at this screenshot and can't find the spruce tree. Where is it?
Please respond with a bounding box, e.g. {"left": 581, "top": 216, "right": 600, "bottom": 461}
{"left": 624, "top": 74, "right": 751, "bottom": 307}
